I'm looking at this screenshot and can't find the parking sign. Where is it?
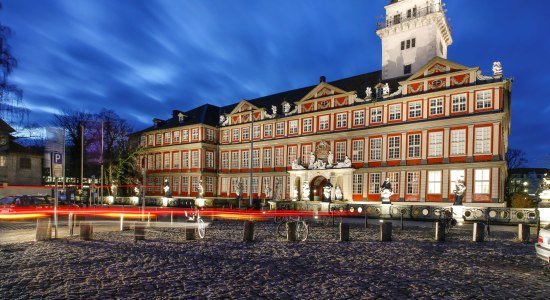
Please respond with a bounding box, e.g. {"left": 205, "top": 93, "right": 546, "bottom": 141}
{"left": 51, "top": 151, "right": 63, "bottom": 177}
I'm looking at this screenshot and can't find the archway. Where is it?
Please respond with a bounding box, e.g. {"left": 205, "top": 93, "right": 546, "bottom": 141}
{"left": 310, "top": 175, "right": 328, "bottom": 201}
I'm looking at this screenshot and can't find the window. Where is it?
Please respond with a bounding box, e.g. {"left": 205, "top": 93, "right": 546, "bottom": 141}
{"left": 394, "top": 14, "right": 401, "bottom": 25}
{"left": 389, "top": 104, "right": 401, "bottom": 121}
{"left": 221, "top": 178, "right": 229, "bottom": 194}
{"left": 263, "top": 148, "right": 272, "bottom": 167}
{"left": 428, "top": 131, "right": 443, "bottom": 157}
{"left": 264, "top": 124, "right": 273, "bottom": 137}
{"left": 252, "top": 149, "right": 260, "bottom": 167}
{"left": 181, "top": 130, "right": 189, "bottom": 142}
{"left": 475, "top": 169, "right": 490, "bottom": 194}
{"left": 450, "top": 170, "right": 465, "bottom": 193}
{"left": 288, "top": 146, "right": 297, "bottom": 165}
{"left": 352, "top": 140, "right": 364, "bottom": 162}
{"left": 369, "top": 173, "right": 380, "bottom": 194}
{"left": 191, "top": 128, "right": 199, "bottom": 140}
{"left": 164, "top": 132, "right": 171, "bottom": 144}
{"left": 241, "top": 150, "right": 249, "bottom": 168}
{"left": 262, "top": 177, "right": 271, "bottom": 195}
{"left": 275, "top": 148, "right": 284, "bottom": 167}
{"left": 231, "top": 152, "right": 239, "bottom": 169}
{"left": 476, "top": 90, "right": 492, "bottom": 109}
{"left": 401, "top": 41, "right": 405, "bottom": 51}
{"left": 404, "top": 64, "right": 411, "bottom": 75}
{"left": 205, "top": 177, "right": 213, "bottom": 193}
{"left": 474, "top": 127, "right": 491, "bottom": 154}
{"left": 276, "top": 122, "right": 285, "bottom": 136}
{"left": 242, "top": 127, "right": 250, "bottom": 140}
{"left": 289, "top": 120, "right": 298, "bottom": 134}
{"left": 335, "top": 141, "right": 347, "bottom": 162}
{"left": 336, "top": 113, "right": 347, "bottom": 128}
{"left": 428, "top": 171, "right": 442, "bottom": 194}
{"left": 370, "top": 138, "right": 382, "bottom": 161}
{"left": 191, "top": 151, "right": 199, "bottom": 168}
{"left": 182, "top": 151, "right": 189, "bottom": 169}
{"left": 232, "top": 129, "right": 240, "bottom": 142}
{"left": 353, "top": 110, "right": 365, "bottom": 126}
{"left": 402, "top": 38, "right": 416, "bottom": 50}
{"left": 388, "top": 136, "right": 401, "bottom": 159}
{"left": 407, "top": 8, "right": 417, "bottom": 18}
{"left": 409, "top": 102, "right": 422, "bottom": 118}
{"left": 156, "top": 134, "right": 162, "bottom": 145}
{"left": 353, "top": 174, "right": 363, "bottom": 195}
{"left": 140, "top": 136, "right": 146, "bottom": 147}
{"left": 19, "top": 157, "right": 31, "bottom": 169}
{"left": 172, "top": 176, "right": 180, "bottom": 194}
{"left": 231, "top": 178, "right": 239, "bottom": 194}
{"left": 148, "top": 135, "right": 154, "bottom": 146}
{"left": 452, "top": 94, "right": 467, "bottom": 113}
{"left": 370, "top": 107, "right": 382, "bottom": 123}
{"left": 319, "top": 116, "right": 329, "bottom": 130}
{"left": 408, "top": 134, "right": 421, "bottom": 158}
{"left": 388, "top": 172, "right": 400, "bottom": 196}
{"left": 205, "top": 129, "right": 214, "bottom": 141}
{"left": 429, "top": 98, "right": 443, "bottom": 115}
{"left": 205, "top": 151, "right": 214, "bottom": 168}
{"left": 450, "top": 129, "right": 466, "bottom": 155}
{"left": 302, "top": 118, "right": 312, "bottom": 133}
{"left": 412, "top": 38, "right": 416, "bottom": 47}
{"left": 173, "top": 131, "right": 180, "bottom": 143}
{"left": 155, "top": 153, "right": 162, "bottom": 170}
{"left": 253, "top": 125, "right": 260, "bottom": 139}
{"left": 147, "top": 155, "right": 154, "bottom": 170}
{"left": 0, "top": 155, "right": 6, "bottom": 167}
{"left": 191, "top": 177, "right": 198, "bottom": 193}
{"left": 172, "top": 152, "right": 180, "bottom": 169}
{"left": 251, "top": 177, "right": 259, "bottom": 194}
{"left": 406, "top": 172, "right": 419, "bottom": 194}
{"left": 301, "top": 144, "right": 312, "bottom": 165}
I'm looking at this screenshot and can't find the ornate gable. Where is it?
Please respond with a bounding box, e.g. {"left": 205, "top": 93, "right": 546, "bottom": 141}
{"left": 229, "top": 100, "right": 259, "bottom": 115}
{"left": 406, "top": 57, "right": 470, "bottom": 81}
{"left": 297, "top": 82, "right": 348, "bottom": 103}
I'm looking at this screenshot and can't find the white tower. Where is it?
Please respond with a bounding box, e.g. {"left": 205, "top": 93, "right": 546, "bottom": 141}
{"left": 376, "top": 0, "right": 452, "bottom": 80}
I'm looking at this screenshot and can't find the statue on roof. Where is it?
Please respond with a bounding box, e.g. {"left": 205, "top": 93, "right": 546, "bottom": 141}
{"left": 282, "top": 101, "right": 298, "bottom": 116}
{"left": 219, "top": 114, "right": 229, "bottom": 126}
{"left": 365, "top": 87, "right": 373, "bottom": 99}
{"left": 263, "top": 105, "right": 277, "bottom": 119}
{"left": 492, "top": 61, "right": 503, "bottom": 77}
{"left": 382, "top": 83, "right": 390, "bottom": 96}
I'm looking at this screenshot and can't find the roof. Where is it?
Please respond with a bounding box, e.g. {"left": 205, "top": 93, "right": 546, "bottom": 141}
{"left": 133, "top": 70, "right": 406, "bottom": 134}
{"left": 0, "top": 119, "right": 15, "bottom": 134}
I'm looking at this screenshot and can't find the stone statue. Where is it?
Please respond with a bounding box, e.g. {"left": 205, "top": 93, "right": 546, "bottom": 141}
{"left": 264, "top": 185, "right": 272, "bottom": 199}
{"left": 380, "top": 177, "right": 392, "bottom": 204}
{"left": 327, "top": 151, "right": 334, "bottom": 166}
{"left": 334, "top": 186, "right": 343, "bottom": 201}
{"left": 197, "top": 179, "right": 204, "bottom": 198}
{"left": 219, "top": 114, "right": 229, "bottom": 126}
{"left": 236, "top": 179, "right": 243, "bottom": 201}
{"left": 282, "top": 101, "right": 298, "bottom": 116}
{"left": 381, "top": 177, "right": 392, "bottom": 192}
{"left": 110, "top": 181, "right": 118, "bottom": 197}
{"left": 291, "top": 159, "right": 306, "bottom": 170}
{"left": 308, "top": 152, "right": 316, "bottom": 168}
{"left": 273, "top": 178, "right": 281, "bottom": 201}
{"left": 382, "top": 83, "right": 390, "bottom": 96}
{"left": 365, "top": 87, "right": 372, "bottom": 99}
{"left": 291, "top": 186, "right": 299, "bottom": 201}
{"left": 263, "top": 105, "right": 277, "bottom": 119}
{"left": 311, "top": 159, "right": 326, "bottom": 170}
{"left": 492, "top": 61, "right": 503, "bottom": 77}
{"left": 323, "top": 181, "right": 333, "bottom": 202}
{"left": 163, "top": 178, "right": 171, "bottom": 198}
{"left": 453, "top": 176, "right": 466, "bottom": 205}
{"left": 302, "top": 182, "right": 310, "bottom": 200}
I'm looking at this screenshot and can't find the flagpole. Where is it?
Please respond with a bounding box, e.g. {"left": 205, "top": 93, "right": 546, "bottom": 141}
{"left": 80, "top": 124, "right": 84, "bottom": 191}
{"left": 100, "top": 121, "right": 104, "bottom": 205}
{"left": 250, "top": 109, "right": 254, "bottom": 207}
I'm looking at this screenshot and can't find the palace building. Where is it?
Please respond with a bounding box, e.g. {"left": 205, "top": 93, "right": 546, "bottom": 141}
{"left": 132, "top": 0, "right": 512, "bottom": 206}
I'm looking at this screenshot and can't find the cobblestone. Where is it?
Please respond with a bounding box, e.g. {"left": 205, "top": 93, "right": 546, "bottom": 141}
{"left": 0, "top": 221, "right": 549, "bottom": 299}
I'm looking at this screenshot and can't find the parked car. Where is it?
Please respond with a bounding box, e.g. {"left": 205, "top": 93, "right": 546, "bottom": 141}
{"left": 535, "top": 224, "right": 550, "bottom": 263}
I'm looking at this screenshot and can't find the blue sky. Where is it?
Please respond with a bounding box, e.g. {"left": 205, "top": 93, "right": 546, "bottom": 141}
{"left": 2, "top": 0, "right": 549, "bottom": 167}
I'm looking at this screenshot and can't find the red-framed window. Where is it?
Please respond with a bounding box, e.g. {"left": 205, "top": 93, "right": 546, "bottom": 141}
{"left": 302, "top": 118, "right": 313, "bottom": 133}
{"left": 352, "top": 109, "right": 365, "bottom": 128}
{"left": 317, "top": 114, "right": 330, "bottom": 132}
{"left": 428, "top": 96, "right": 444, "bottom": 117}
{"left": 408, "top": 100, "right": 422, "bottom": 120}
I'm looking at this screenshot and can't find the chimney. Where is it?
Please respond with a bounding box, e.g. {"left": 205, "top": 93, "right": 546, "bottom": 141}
{"left": 320, "top": 76, "right": 326, "bottom": 83}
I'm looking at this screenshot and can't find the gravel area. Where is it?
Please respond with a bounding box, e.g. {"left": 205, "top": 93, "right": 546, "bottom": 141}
{"left": 1, "top": 220, "right": 549, "bottom": 299}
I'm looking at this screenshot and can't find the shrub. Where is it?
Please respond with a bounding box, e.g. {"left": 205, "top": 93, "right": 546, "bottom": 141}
{"left": 510, "top": 192, "right": 536, "bottom": 208}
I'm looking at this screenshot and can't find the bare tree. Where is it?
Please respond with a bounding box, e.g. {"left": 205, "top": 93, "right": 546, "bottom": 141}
{"left": 506, "top": 148, "right": 528, "bottom": 170}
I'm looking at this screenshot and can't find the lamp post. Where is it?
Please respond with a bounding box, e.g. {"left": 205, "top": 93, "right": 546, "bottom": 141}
{"left": 249, "top": 109, "right": 254, "bottom": 208}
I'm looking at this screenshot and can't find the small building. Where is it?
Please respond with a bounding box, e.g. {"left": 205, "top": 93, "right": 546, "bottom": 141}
{"left": 507, "top": 168, "right": 550, "bottom": 198}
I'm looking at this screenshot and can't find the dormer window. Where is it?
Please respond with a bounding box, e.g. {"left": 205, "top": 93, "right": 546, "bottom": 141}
{"left": 376, "top": 86, "right": 384, "bottom": 99}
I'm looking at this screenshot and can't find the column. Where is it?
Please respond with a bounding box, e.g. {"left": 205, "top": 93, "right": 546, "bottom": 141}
{"left": 381, "top": 134, "right": 387, "bottom": 166}
{"left": 492, "top": 122, "right": 499, "bottom": 158}
{"left": 421, "top": 129, "right": 428, "bottom": 163}
{"left": 442, "top": 169, "right": 449, "bottom": 201}
{"left": 467, "top": 125, "right": 474, "bottom": 160}
{"left": 443, "top": 128, "right": 450, "bottom": 163}
{"left": 400, "top": 171, "right": 406, "bottom": 200}
{"left": 420, "top": 170, "right": 427, "bottom": 202}
{"left": 466, "top": 168, "right": 473, "bottom": 203}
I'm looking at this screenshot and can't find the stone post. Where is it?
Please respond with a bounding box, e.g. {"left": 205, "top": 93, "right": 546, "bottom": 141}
{"left": 434, "top": 221, "right": 445, "bottom": 242}
{"left": 134, "top": 222, "right": 146, "bottom": 241}
{"left": 339, "top": 223, "right": 350, "bottom": 242}
{"left": 473, "top": 222, "right": 485, "bottom": 242}
{"left": 518, "top": 224, "right": 530, "bottom": 243}
{"left": 36, "top": 218, "right": 52, "bottom": 241}
{"left": 80, "top": 222, "right": 93, "bottom": 241}
{"left": 185, "top": 226, "right": 196, "bottom": 240}
{"left": 287, "top": 221, "right": 298, "bottom": 242}
{"left": 380, "top": 222, "right": 392, "bottom": 242}
{"left": 243, "top": 221, "right": 255, "bottom": 242}
{"left": 68, "top": 213, "right": 75, "bottom": 236}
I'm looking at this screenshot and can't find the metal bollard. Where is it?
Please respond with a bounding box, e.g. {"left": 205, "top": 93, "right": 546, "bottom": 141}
{"left": 339, "top": 223, "right": 350, "bottom": 242}
{"left": 518, "top": 224, "right": 530, "bottom": 243}
{"left": 36, "top": 218, "right": 52, "bottom": 241}
{"left": 80, "top": 222, "right": 93, "bottom": 241}
{"left": 434, "top": 221, "right": 445, "bottom": 242}
{"left": 243, "top": 221, "right": 255, "bottom": 242}
{"left": 473, "top": 222, "right": 485, "bottom": 242}
{"left": 134, "top": 222, "right": 146, "bottom": 241}
{"left": 287, "top": 222, "right": 298, "bottom": 242}
{"left": 364, "top": 212, "right": 368, "bottom": 228}
{"left": 380, "top": 222, "right": 392, "bottom": 242}
{"left": 68, "top": 213, "right": 75, "bottom": 236}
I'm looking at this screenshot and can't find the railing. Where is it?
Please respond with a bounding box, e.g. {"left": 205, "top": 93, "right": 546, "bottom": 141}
{"left": 377, "top": 5, "right": 444, "bottom": 30}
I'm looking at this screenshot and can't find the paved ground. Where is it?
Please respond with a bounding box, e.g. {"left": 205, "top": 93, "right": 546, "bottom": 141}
{"left": 0, "top": 220, "right": 549, "bottom": 299}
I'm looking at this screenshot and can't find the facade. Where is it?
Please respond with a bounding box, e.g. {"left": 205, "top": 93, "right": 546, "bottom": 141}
{"left": 133, "top": 0, "right": 512, "bottom": 206}
{"left": 507, "top": 168, "right": 550, "bottom": 198}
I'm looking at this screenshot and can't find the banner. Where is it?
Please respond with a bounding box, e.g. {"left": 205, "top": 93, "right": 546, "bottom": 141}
{"left": 84, "top": 121, "right": 103, "bottom": 165}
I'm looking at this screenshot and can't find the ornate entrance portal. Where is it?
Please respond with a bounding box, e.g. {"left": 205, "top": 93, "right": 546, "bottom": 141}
{"left": 310, "top": 176, "right": 328, "bottom": 201}
{"left": 288, "top": 168, "right": 355, "bottom": 202}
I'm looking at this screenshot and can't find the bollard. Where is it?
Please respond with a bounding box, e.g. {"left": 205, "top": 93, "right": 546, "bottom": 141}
{"left": 434, "top": 221, "right": 445, "bottom": 242}
{"left": 185, "top": 226, "right": 196, "bottom": 240}
{"left": 170, "top": 211, "right": 174, "bottom": 225}
{"left": 380, "top": 222, "right": 392, "bottom": 242}
{"left": 518, "top": 223, "right": 530, "bottom": 243}
{"left": 339, "top": 223, "right": 350, "bottom": 242}
{"left": 80, "top": 222, "right": 93, "bottom": 241}
{"left": 243, "top": 221, "right": 255, "bottom": 242}
{"left": 473, "top": 222, "right": 485, "bottom": 242}
{"left": 134, "top": 222, "right": 146, "bottom": 241}
{"left": 364, "top": 212, "right": 368, "bottom": 228}
{"left": 147, "top": 212, "right": 151, "bottom": 227}
{"left": 287, "top": 222, "right": 298, "bottom": 242}
{"left": 36, "top": 218, "right": 52, "bottom": 241}
{"left": 400, "top": 214, "right": 404, "bottom": 230}
{"left": 68, "top": 213, "right": 75, "bottom": 236}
